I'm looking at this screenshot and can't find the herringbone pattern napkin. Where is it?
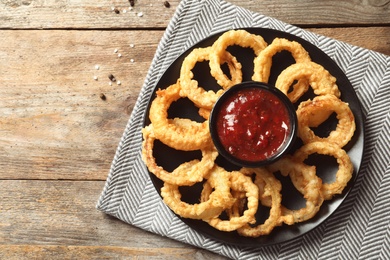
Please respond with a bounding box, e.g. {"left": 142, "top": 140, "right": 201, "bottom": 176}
{"left": 97, "top": 0, "right": 390, "bottom": 258}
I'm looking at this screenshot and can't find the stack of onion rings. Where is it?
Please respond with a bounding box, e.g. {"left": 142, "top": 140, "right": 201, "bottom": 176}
{"left": 141, "top": 29, "right": 355, "bottom": 237}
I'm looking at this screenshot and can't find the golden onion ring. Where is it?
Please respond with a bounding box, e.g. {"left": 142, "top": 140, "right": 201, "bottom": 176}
{"left": 149, "top": 83, "right": 212, "bottom": 151}
{"left": 160, "top": 165, "right": 235, "bottom": 220}
{"left": 296, "top": 94, "right": 356, "bottom": 147}
{"left": 236, "top": 167, "right": 283, "bottom": 237}
{"left": 179, "top": 47, "right": 242, "bottom": 109}
{"left": 275, "top": 62, "right": 341, "bottom": 102}
{"left": 141, "top": 125, "right": 218, "bottom": 186}
{"left": 252, "top": 37, "right": 311, "bottom": 83}
{"left": 293, "top": 141, "right": 354, "bottom": 200}
{"left": 210, "top": 30, "right": 267, "bottom": 88}
{"left": 202, "top": 170, "right": 259, "bottom": 231}
{"left": 267, "top": 156, "right": 324, "bottom": 224}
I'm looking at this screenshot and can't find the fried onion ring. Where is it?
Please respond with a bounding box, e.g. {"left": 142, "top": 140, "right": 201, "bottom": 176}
{"left": 149, "top": 83, "right": 212, "bottom": 150}
{"left": 275, "top": 62, "right": 341, "bottom": 102}
{"left": 141, "top": 125, "right": 218, "bottom": 186}
{"left": 179, "top": 47, "right": 242, "bottom": 109}
{"left": 293, "top": 141, "right": 354, "bottom": 200}
{"left": 252, "top": 37, "right": 311, "bottom": 83}
{"left": 202, "top": 170, "right": 259, "bottom": 231}
{"left": 160, "top": 165, "right": 235, "bottom": 220}
{"left": 296, "top": 94, "right": 355, "bottom": 147}
{"left": 210, "top": 30, "right": 267, "bottom": 88}
{"left": 267, "top": 156, "right": 324, "bottom": 224}
{"left": 235, "top": 167, "right": 283, "bottom": 237}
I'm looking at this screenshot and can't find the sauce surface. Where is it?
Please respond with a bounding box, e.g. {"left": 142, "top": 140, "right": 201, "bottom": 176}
{"left": 216, "top": 87, "right": 291, "bottom": 162}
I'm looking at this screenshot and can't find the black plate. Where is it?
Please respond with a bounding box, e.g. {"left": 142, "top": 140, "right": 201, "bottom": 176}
{"left": 142, "top": 28, "right": 365, "bottom": 246}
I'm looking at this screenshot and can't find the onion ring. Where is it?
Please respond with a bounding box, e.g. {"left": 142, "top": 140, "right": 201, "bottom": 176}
{"left": 293, "top": 141, "right": 354, "bottom": 200}
{"left": 296, "top": 94, "right": 356, "bottom": 147}
{"left": 149, "top": 83, "right": 212, "bottom": 151}
{"left": 202, "top": 170, "right": 259, "bottom": 231}
{"left": 210, "top": 30, "right": 267, "bottom": 88}
{"left": 267, "top": 156, "right": 324, "bottom": 224}
{"left": 252, "top": 37, "right": 311, "bottom": 83}
{"left": 141, "top": 125, "right": 218, "bottom": 186}
{"left": 275, "top": 62, "right": 341, "bottom": 103}
{"left": 160, "top": 165, "right": 235, "bottom": 220}
{"left": 235, "top": 167, "right": 283, "bottom": 237}
{"left": 179, "top": 47, "right": 242, "bottom": 109}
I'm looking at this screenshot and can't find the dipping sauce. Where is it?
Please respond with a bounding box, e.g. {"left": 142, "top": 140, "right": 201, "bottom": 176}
{"left": 215, "top": 87, "right": 291, "bottom": 162}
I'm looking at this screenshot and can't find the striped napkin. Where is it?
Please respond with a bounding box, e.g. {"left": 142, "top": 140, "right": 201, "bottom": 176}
{"left": 97, "top": 0, "right": 390, "bottom": 258}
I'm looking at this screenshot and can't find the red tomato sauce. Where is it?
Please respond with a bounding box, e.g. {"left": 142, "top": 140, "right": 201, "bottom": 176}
{"left": 215, "top": 87, "right": 291, "bottom": 162}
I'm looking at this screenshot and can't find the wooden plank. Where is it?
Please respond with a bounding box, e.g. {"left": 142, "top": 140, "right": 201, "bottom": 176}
{"left": 309, "top": 27, "right": 390, "bottom": 56}
{"left": 0, "top": 27, "right": 388, "bottom": 180}
{"left": 0, "top": 245, "right": 227, "bottom": 260}
{"left": 0, "top": 30, "right": 163, "bottom": 180}
{"left": 0, "top": 0, "right": 389, "bottom": 29}
{"left": 0, "top": 180, "right": 225, "bottom": 259}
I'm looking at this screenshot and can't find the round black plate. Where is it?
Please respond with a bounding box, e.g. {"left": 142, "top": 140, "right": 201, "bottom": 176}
{"left": 142, "top": 28, "right": 365, "bottom": 246}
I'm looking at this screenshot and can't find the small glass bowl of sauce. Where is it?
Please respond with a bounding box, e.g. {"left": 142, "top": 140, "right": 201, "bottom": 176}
{"left": 209, "top": 81, "right": 297, "bottom": 167}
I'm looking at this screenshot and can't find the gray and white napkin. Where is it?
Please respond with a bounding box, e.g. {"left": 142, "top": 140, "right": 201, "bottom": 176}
{"left": 97, "top": 0, "right": 390, "bottom": 258}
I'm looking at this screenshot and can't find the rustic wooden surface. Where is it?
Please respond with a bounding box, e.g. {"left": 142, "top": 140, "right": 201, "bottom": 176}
{"left": 0, "top": 0, "right": 389, "bottom": 259}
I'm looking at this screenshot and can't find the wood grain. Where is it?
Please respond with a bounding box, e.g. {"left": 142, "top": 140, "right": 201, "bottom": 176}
{"left": 0, "top": 30, "right": 162, "bottom": 180}
{"left": 1, "top": 0, "right": 389, "bottom": 258}
{"left": 308, "top": 26, "right": 390, "bottom": 56}
{"left": 0, "top": 245, "right": 226, "bottom": 260}
{"left": 0, "top": 27, "right": 389, "bottom": 180}
{"left": 0, "top": 180, "right": 225, "bottom": 259}
{"left": 0, "top": 0, "right": 389, "bottom": 29}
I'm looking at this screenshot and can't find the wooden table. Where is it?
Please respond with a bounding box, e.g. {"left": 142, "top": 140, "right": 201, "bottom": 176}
{"left": 0, "top": 1, "right": 389, "bottom": 259}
